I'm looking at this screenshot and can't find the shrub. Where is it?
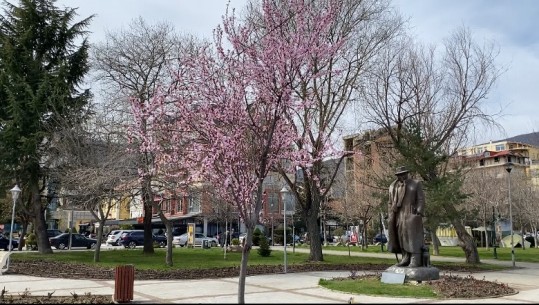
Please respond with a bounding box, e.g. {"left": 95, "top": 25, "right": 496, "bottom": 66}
{"left": 231, "top": 238, "right": 240, "bottom": 246}
{"left": 26, "top": 233, "right": 37, "bottom": 250}
{"left": 333, "top": 227, "right": 344, "bottom": 237}
{"left": 257, "top": 235, "right": 272, "bottom": 257}
{"left": 253, "top": 228, "right": 262, "bottom": 246}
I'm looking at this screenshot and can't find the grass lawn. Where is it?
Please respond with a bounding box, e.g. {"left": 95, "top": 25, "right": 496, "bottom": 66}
{"left": 307, "top": 243, "right": 539, "bottom": 263}
{"left": 11, "top": 246, "right": 506, "bottom": 271}
{"left": 12, "top": 247, "right": 398, "bottom": 270}
{"left": 319, "top": 277, "right": 438, "bottom": 299}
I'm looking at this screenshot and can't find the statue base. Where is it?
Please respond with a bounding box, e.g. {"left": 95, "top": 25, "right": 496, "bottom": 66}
{"left": 384, "top": 265, "right": 440, "bottom": 283}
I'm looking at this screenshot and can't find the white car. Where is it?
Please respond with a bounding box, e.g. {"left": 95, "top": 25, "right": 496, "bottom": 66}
{"left": 173, "top": 233, "right": 218, "bottom": 247}
{"left": 238, "top": 233, "right": 247, "bottom": 245}
{"left": 106, "top": 230, "right": 133, "bottom": 246}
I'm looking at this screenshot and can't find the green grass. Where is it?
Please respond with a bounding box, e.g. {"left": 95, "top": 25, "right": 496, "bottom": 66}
{"left": 12, "top": 247, "right": 396, "bottom": 270}
{"left": 11, "top": 246, "right": 506, "bottom": 271}
{"left": 314, "top": 243, "right": 539, "bottom": 263}
{"left": 319, "top": 277, "right": 438, "bottom": 298}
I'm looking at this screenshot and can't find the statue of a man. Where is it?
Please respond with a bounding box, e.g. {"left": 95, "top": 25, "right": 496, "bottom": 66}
{"left": 387, "top": 166, "right": 425, "bottom": 268}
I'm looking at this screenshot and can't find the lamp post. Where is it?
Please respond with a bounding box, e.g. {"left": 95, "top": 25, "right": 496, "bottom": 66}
{"left": 492, "top": 206, "right": 497, "bottom": 259}
{"left": 270, "top": 203, "right": 274, "bottom": 246}
{"left": 7, "top": 185, "right": 21, "bottom": 270}
{"left": 280, "top": 186, "right": 289, "bottom": 273}
{"left": 505, "top": 162, "right": 515, "bottom": 267}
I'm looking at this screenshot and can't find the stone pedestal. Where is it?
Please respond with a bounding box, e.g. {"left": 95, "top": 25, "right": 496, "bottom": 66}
{"left": 384, "top": 264, "right": 440, "bottom": 283}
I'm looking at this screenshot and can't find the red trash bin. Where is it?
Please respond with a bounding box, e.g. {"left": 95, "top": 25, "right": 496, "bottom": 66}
{"left": 114, "top": 264, "right": 135, "bottom": 303}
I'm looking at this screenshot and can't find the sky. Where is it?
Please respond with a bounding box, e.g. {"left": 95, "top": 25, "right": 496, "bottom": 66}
{"left": 54, "top": 0, "right": 539, "bottom": 145}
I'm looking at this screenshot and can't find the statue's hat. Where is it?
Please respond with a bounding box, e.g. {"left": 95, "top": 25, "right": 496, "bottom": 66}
{"left": 395, "top": 166, "right": 409, "bottom": 175}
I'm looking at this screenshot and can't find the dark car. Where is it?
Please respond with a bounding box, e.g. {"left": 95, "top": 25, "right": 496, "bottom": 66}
{"left": 49, "top": 233, "right": 97, "bottom": 250}
{"left": 119, "top": 230, "right": 167, "bottom": 249}
{"left": 373, "top": 233, "right": 387, "bottom": 244}
{"left": 47, "top": 229, "right": 63, "bottom": 238}
{"left": 0, "top": 234, "right": 18, "bottom": 251}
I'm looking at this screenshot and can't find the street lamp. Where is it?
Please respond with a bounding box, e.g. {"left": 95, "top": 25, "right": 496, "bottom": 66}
{"left": 280, "top": 186, "right": 289, "bottom": 273}
{"left": 270, "top": 203, "right": 274, "bottom": 246}
{"left": 492, "top": 206, "right": 498, "bottom": 259}
{"left": 505, "top": 162, "right": 515, "bottom": 268}
{"left": 7, "top": 185, "right": 21, "bottom": 270}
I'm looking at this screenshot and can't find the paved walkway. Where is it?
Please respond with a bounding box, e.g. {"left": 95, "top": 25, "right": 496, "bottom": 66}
{"left": 1, "top": 247, "right": 539, "bottom": 303}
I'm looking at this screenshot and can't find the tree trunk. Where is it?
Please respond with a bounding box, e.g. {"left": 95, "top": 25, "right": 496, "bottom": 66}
{"left": 31, "top": 187, "right": 52, "bottom": 254}
{"left": 483, "top": 213, "right": 488, "bottom": 250}
{"left": 305, "top": 209, "right": 323, "bottom": 262}
{"left": 156, "top": 211, "right": 173, "bottom": 266}
{"left": 94, "top": 221, "right": 105, "bottom": 263}
{"left": 430, "top": 230, "right": 440, "bottom": 256}
{"left": 532, "top": 225, "right": 537, "bottom": 248}
{"left": 142, "top": 176, "right": 155, "bottom": 255}
{"left": 521, "top": 226, "right": 526, "bottom": 250}
{"left": 17, "top": 223, "right": 28, "bottom": 251}
{"left": 165, "top": 223, "right": 173, "bottom": 266}
{"left": 237, "top": 225, "right": 253, "bottom": 304}
{"left": 452, "top": 220, "right": 480, "bottom": 264}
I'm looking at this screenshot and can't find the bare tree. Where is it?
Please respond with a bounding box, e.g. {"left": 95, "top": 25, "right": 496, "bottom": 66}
{"left": 49, "top": 113, "right": 137, "bottom": 262}
{"left": 91, "top": 17, "right": 198, "bottom": 255}
{"left": 510, "top": 169, "right": 539, "bottom": 248}
{"left": 360, "top": 27, "right": 503, "bottom": 264}
{"left": 462, "top": 167, "right": 506, "bottom": 250}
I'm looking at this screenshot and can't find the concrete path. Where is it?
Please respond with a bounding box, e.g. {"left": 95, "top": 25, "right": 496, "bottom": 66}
{"left": 1, "top": 247, "right": 538, "bottom": 303}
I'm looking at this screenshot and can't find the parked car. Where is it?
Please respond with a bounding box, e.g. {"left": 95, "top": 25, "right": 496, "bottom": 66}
{"left": 172, "top": 233, "right": 218, "bottom": 247}
{"left": 106, "top": 230, "right": 133, "bottom": 246}
{"left": 0, "top": 234, "right": 18, "bottom": 251}
{"left": 46, "top": 229, "right": 63, "bottom": 238}
{"left": 373, "top": 233, "right": 387, "bottom": 244}
{"left": 49, "top": 233, "right": 97, "bottom": 250}
{"left": 119, "top": 230, "right": 167, "bottom": 249}
{"left": 238, "top": 233, "right": 247, "bottom": 245}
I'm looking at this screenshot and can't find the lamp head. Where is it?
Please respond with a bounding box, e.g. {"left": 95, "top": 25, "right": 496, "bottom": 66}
{"left": 10, "top": 185, "right": 21, "bottom": 202}
{"left": 505, "top": 162, "right": 513, "bottom": 173}
{"left": 280, "top": 186, "right": 289, "bottom": 194}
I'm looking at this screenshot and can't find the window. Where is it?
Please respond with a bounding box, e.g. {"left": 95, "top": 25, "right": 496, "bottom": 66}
{"left": 494, "top": 157, "right": 499, "bottom": 163}
{"left": 479, "top": 159, "right": 485, "bottom": 166}
{"left": 495, "top": 144, "right": 505, "bottom": 151}
{"left": 268, "top": 192, "right": 279, "bottom": 213}
{"left": 188, "top": 193, "right": 201, "bottom": 213}
{"left": 345, "top": 156, "right": 354, "bottom": 171}
{"left": 507, "top": 156, "right": 512, "bottom": 163}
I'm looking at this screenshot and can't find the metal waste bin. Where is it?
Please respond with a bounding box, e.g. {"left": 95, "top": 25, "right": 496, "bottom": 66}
{"left": 114, "top": 264, "right": 135, "bottom": 303}
{"left": 202, "top": 239, "right": 209, "bottom": 249}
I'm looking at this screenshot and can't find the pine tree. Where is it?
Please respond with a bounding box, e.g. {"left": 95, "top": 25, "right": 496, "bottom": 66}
{"left": 257, "top": 235, "right": 272, "bottom": 257}
{"left": 0, "top": 0, "right": 94, "bottom": 254}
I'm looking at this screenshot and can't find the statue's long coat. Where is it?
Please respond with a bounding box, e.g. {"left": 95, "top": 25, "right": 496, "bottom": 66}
{"left": 387, "top": 178, "right": 425, "bottom": 254}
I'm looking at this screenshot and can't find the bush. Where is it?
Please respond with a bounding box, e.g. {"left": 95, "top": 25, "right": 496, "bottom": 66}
{"left": 257, "top": 235, "right": 272, "bottom": 257}
{"left": 231, "top": 238, "right": 240, "bottom": 246}
{"left": 252, "top": 228, "right": 262, "bottom": 246}
{"left": 25, "top": 233, "right": 37, "bottom": 250}
{"left": 333, "top": 227, "right": 344, "bottom": 237}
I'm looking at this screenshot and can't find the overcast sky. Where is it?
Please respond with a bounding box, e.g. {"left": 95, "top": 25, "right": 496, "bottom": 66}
{"left": 55, "top": 0, "right": 539, "bottom": 144}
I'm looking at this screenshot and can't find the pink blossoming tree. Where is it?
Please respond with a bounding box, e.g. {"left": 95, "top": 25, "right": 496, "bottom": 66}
{"left": 129, "top": 0, "right": 347, "bottom": 302}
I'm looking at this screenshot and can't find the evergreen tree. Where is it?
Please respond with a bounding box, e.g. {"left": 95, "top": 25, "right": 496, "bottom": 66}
{"left": 252, "top": 227, "right": 262, "bottom": 246}
{"left": 0, "top": 0, "right": 93, "bottom": 254}
{"left": 257, "top": 235, "right": 271, "bottom": 257}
